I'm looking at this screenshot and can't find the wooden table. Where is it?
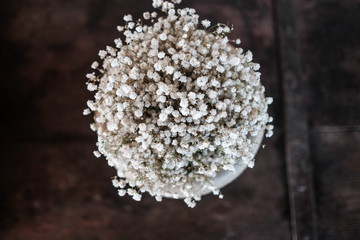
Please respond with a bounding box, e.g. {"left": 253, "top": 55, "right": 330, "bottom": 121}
{"left": 1, "top": 0, "right": 359, "bottom": 239}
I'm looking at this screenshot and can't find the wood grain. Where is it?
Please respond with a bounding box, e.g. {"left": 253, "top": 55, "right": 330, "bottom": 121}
{"left": 273, "top": 0, "right": 317, "bottom": 239}
{"left": 297, "top": 0, "right": 360, "bottom": 239}
{"left": 310, "top": 131, "right": 360, "bottom": 240}
{"left": 0, "top": 0, "right": 291, "bottom": 239}
{"left": 1, "top": 0, "right": 360, "bottom": 239}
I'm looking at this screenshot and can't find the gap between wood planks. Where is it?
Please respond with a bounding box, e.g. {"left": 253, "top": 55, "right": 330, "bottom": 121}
{"left": 272, "top": 0, "right": 318, "bottom": 239}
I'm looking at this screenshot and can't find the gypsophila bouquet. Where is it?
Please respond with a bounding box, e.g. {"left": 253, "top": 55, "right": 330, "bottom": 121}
{"left": 84, "top": 0, "right": 273, "bottom": 207}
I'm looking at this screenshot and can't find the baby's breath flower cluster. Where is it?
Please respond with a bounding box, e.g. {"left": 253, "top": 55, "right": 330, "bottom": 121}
{"left": 84, "top": 0, "right": 273, "bottom": 207}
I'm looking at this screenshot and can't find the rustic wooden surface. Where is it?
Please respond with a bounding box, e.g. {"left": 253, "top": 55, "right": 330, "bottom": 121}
{"left": 0, "top": 0, "right": 359, "bottom": 239}
{"left": 297, "top": 0, "right": 360, "bottom": 239}
{"left": 274, "top": 0, "right": 317, "bottom": 239}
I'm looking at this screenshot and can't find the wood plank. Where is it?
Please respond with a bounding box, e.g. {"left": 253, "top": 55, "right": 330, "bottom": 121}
{"left": 296, "top": 1, "right": 360, "bottom": 238}
{"left": 0, "top": 0, "right": 153, "bottom": 142}
{"left": 296, "top": 0, "right": 360, "bottom": 127}
{"left": 310, "top": 130, "right": 360, "bottom": 240}
{"left": 0, "top": 141, "right": 290, "bottom": 240}
{"left": 273, "top": 0, "right": 318, "bottom": 239}
{"left": 0, "top": 0, "right": 291, "bottom": 239}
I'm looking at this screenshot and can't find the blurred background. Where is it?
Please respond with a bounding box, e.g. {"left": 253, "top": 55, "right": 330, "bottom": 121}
{"left": 0, "top": 0, "right": 359, "bottom": 239}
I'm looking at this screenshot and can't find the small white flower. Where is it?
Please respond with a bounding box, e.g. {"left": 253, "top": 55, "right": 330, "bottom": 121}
{"left": 196, "top": 76, "right": 208, "bottom": 87}
{"left": 107, "top": 121, "right": 118, "bottom": 131}
{"left": 158, "top": 52, "right": 165, "bottom": 59}
{"left": 98, "top": 50, "right": 107, "bottom": 59}
{"left": 134, "top": 109, "right": 143, "bottom": 118}
{"left": 245, "top": 51, "right": 253, "bottom": 62}
{"left": 129, "top": 92, "right": 137, "bottom": 100}
{"left": 201, "top": 19, "right": 211, "bottom": 28}
{"left": 165, "top": 66, "right": 175, "bottom": 74}
{"left": 93, "top": 151, "right": 101, "bottom": 158}
{"left": 159, "top": 33, "right": 167, "bottom": 41}
{"left": 151, "top": 11, "right": 157, "bottom": 18}
{"left": 83, "top": 108, "right": 91, "bottom": 115}
{"left": 91, "top": 61, "right": 99, "bottom": 69}
{"left": 159, "top": 112, "right": 168, "bottom": 121}
{"left": 87, "top": 83, "right": 97, "bottom": 91}
{"left": 168, "top": 9, "right": 176, "bottom": 16}
{"left": 114, "top": 38, "right": 123, "bottom": 48}
{"left": 154, "top": 143, "right": 164, "bottom": 152}
{"left": 189, "top": 57, "right": 200, "bottom": 67}
{"left": 188, "top": 92, "right": 196, "bottom": 99}
{"left": 207, "top": 90, "right": 217, "bottom": 99}
{"left": 128, "top": 22, "right": 135, "bottom": 29}
{"left": 172, "top": 110, "right": 180, "bottom": 118}
{"left": 174, "top": 71, "right": 181, "bottom": 79}
{"left": 179, "top": 76, "right": 187, "bottom": 83}
{"left": 132, "top": 192, "right": 142, "bottom": 201}
{"left": 216, "top": 65, "right": 225, "bottom": 73}
{"left": 165, "top": 106, "right": 174, "bottom": 114}
{"left": 135, "top": 26, "right": 143, "bottom": 32}
{"left": 123, "top": 14, "right": 133, "bottom": 22}
{"left": 143, "top": 12, "right": 151, "bottom": 20}
{"left": 129, "top": 67, "right": 139, "bottom": 80}
{"left": 180, "top": 107, "right": 189, "bottom": 116}
{"left": 157, "top": 95, "right": 167, "bottom": 103}
{"left": 180, "top": 98, "right": 188, "bottom": 108}
{"left": 229, "top": 57, "right": 240, "bottom": 66}
{"left": 118, "top": 189, "right": 126, "bottom": 196}
{"left": 266, "top": 97, "right": 274, "bottom": 104}
{"left": 154, "top": 61, "right": 162, "bottom": 72}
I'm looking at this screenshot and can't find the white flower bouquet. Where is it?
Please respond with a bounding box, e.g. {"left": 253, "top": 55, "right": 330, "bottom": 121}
{"left": 84, "top": 0, "right": 273, "bottom": 207}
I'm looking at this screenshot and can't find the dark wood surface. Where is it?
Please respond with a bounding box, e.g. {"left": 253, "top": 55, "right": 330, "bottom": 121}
{"left": 274, "top": 0, "right": 317, "bottom": 239}
{"left": 0, "top": 0, "right": 359, "bottom": 239}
